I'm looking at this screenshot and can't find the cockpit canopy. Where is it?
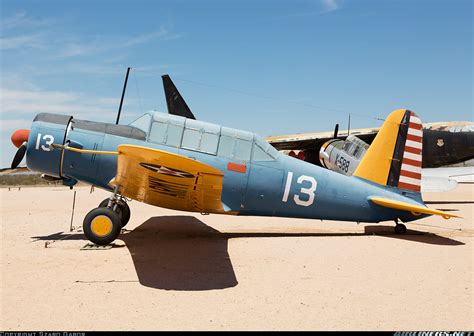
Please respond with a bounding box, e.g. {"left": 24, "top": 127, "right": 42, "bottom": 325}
{"left": 342, "top": 135, "right": 369, "bottom": 160}
{"left": 129, "top": 111, "right": 280, "bottom": 162}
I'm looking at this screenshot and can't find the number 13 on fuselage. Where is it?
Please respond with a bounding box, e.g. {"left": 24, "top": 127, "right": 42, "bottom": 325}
{"left": 282, "top": 172, "right": 317, "bottom": 207}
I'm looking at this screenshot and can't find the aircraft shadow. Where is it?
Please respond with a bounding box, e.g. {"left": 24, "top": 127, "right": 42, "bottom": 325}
{"left": 120, "top": 217, "right": 465, "bottom": 291}
{"left": 120, "top": 216, "right": 238, "bottom": 291}
{"left": 361, "top": 225, "right": 465, "bottom": 246}
{"left": 425, "top": 201, "right": 474, "bottom": 204}
{"left": 31, "top": 217, "right": 464, "bottom": 291}
{"left": 31, "top": 231, "right": 86, "bottom": 241}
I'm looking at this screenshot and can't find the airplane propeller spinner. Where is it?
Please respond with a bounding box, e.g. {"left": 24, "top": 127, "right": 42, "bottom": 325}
{"left": 10, "top": 129, "right": 30, "bottom": 169}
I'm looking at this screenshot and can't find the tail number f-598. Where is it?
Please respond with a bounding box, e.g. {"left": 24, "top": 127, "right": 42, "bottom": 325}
{"left": 282, "top": 172, "right": 317, "bottom": 207}
{"left": 335, "top": 154, "right": 350, "bottom": 173}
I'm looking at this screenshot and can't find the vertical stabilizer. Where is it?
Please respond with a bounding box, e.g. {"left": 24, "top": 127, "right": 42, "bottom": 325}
{"left": 353, "top": 109, "right": 422, "bottom": 192}
{"left": 162, "top": 74, "right": 196, "bottom": 120}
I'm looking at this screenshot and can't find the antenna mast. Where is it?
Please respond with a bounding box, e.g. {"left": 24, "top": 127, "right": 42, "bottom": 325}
{"left": 347, "top": 113, "right": 351, "bottom": 137}
{"left": 116, "top": 67, "right": 131, "bottom": 124}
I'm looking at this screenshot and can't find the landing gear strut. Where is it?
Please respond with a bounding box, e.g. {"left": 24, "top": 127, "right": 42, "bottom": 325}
{"left": 394, "top": 219, "right": 407, "bottom": 234}
{"left": 98, "top": 197, "right": 130, "bottom": 228}
{"left": 83, "top": 186, "right": 130, "bottom": 245}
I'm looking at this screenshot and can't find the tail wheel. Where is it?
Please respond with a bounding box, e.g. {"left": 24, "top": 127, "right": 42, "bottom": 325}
{"left": 394, "top": 223, "right": 407, "bottom": 234}
{"left": 99, "top": 198, "right": 130, "bottom": 228}
{"left": 83, "top": 207, "right": 121, "bottom": 245}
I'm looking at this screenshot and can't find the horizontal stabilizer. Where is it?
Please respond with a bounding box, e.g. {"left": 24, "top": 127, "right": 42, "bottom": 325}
{"left": 369, "top": 196, "right": 461, "bottom": 219}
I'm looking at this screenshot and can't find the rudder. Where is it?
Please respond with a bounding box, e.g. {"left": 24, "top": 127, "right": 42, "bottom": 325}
{"left": 353, "top": 109, "right": 423, "bottom": 192}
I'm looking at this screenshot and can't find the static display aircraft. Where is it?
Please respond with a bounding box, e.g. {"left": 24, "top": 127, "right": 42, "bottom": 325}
{"left": 317, "top": 133, "right": 473, "bottom": 192}
{"left": 10, "top": 102, "right": 459, "bottom": 246}
{"left": 318, "top": 134, "right": 369, "bottom": 177}
{"left": 268, "top": 121, "right": 474, "bottom": 169}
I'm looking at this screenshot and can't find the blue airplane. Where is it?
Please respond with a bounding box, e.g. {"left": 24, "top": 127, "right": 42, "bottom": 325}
{"left": 10, "top": 107, "right": 458, "bottom": 245}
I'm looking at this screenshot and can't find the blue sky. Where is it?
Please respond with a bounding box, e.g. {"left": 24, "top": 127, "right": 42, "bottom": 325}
{"left": 1, "top": 0, "right": 472, "bottom": 168}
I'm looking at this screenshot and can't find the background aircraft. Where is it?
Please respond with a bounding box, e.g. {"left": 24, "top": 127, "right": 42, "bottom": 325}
{"left": 269, "top": 121, "right": 474, "bottom": 169}
{"left": 317, "top": 133, "right": 473, "bottom": 193}
{"left": 9, "top": 101, "right": 458, "bottom": 246}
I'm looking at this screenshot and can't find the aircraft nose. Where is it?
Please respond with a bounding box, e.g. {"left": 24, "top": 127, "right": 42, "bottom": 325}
{"left": 11, "top": 129, "right": 30, "bottom": 148}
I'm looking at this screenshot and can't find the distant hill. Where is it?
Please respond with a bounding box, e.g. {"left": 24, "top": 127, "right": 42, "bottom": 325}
{"left": 0, "top": 166, "right": 30, "bottom": 174}
{"left": 0, "top": 167, "right": 90, "bottom": 187}
{"left": 0, "top": 167, "right": 59, "bottom": 186}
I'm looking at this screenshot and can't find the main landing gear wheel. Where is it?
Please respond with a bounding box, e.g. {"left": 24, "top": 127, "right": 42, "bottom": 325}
{"left": 83, "top": 207, "right": 121, "bottom": 246}
{"left": 394, "top": 223, "right": 407, "bottom": 234}
{"left": 98, "top": 198, "right": 130, "bottom": 228}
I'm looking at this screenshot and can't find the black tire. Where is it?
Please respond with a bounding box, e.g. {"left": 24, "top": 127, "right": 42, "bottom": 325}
{"left": 394, "top": 224, "right": 407, "bottom": 234}
{"left": 98, "top": 198, "right": 110, "bottom": 208}
{"left": 98, "top": 198, "right": 130, "bottom": 228}
{"left": 83, "top": 207, "right": 121, "bottom": 245}
{"left": 117, "top": 202, "right": 131, "bottom": 227}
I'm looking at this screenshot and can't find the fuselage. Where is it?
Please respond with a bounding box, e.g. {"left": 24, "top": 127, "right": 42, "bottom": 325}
{"left": 26, "top": 112, "right": 426, "bottom": 224}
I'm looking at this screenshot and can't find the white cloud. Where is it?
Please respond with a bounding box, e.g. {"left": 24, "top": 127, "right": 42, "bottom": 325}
{"left": 56, "top": 42, "right": 103, "bottom": 58}
{"left": 0, "top": 33, "right": 44, "bottom": 50}
{"left": 0, "top": 12, "right": 52, "bottom": 31}
{"left": 55, "top": 28, "right": 182, "bottom": 59}
{"left": 1, "top": 11, "right": 182, "bottom": 57}
{"left": 1, "top": 12, "right": 27, "bottom": 30}
{"left": 0, "top": 87, "right": 119, "bottom": 122}
{"left": 0, "top": 13, "right": 53, "bottom": 50}
{"left": 321, "top": 0, "right": 342, "bottom": 13}
{"left": 272, "top": 0, "right": 343, "bottom": 19}
{"left": 0, "top": 118, "right": 33, "bottom": 131}
{"left": 0, "top": 85, "right": 141, "bottom": 168}
{"left": 121, "top": 29, "right": 169, "bottom": 47}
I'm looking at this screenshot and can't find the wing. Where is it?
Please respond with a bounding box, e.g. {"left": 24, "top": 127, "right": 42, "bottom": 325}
{"left": 421, "top": 176, "right": 458, "bottom": 193}
{"left": 112, "top": 144, "right": 225, "bottom": 213}
{"left": 420, "top": 166, "right": 474, "bottom": 192}
{"left": 423, "top": 166, "right": 474, "bottom": 183}
{"left": 266, "top": 127, "right": 379, "bottom": 151}
{"left": 369, "top": 196, "right": 461, "bottom": 219}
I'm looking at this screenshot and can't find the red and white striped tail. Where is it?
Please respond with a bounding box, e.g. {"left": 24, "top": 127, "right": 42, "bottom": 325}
{"left": 398, "top": 112, "right": 423, "bottom": 192}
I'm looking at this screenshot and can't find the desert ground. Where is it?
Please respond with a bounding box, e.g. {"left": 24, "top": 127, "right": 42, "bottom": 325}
{"left": 1, "top": 184, "right": 473, "bottom": 330}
